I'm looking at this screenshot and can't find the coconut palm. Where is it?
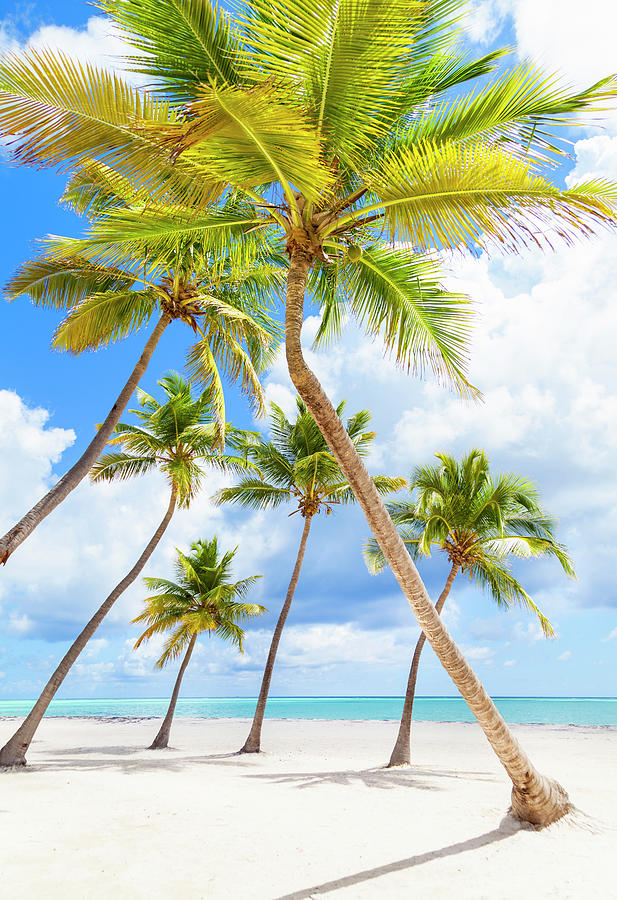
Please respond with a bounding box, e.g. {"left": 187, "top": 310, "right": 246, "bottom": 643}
{"left": 215, "top": 396, "right": 404, "bottom": 752}
{"left": 0, "top": 373, "right": 256, "bottom": 766}
{"left": 3, "top": 0, "right": 617, "bottom": 822}
{"left": 365, "top": 449, "right": 575, "bottom": 767}
{"left": 0, "top": 163, "right": 281, "bottom": 564}
{"left": 134, "top": 537, "right": 265, "bottom": 749}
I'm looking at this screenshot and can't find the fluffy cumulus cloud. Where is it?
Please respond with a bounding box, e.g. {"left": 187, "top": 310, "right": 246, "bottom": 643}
{"left": 0, "top": 11, "right": 142, "bottom": 83}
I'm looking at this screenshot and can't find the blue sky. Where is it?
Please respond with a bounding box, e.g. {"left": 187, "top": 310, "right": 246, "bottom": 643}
{"left": 0, "top": 0, "right": 616, "bottom": 701}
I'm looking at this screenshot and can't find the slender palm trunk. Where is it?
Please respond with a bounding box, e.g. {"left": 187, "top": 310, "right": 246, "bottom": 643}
{"left": 240, "top": 514, "right": 312, "bottom": 753}
{"left": 388, "top": 562, "right": 459, "bottom": 768}
{"left": 0, "top": 487, "right": 177, "bottom": 767}
{"left": 149, "top": 633, "right": 197, "bottom": 750}
{"left": 0, "top": 314, "right": 171, "bottom": 565}
{"left": 284, "top": 246, "right": 570, "bottom": 826}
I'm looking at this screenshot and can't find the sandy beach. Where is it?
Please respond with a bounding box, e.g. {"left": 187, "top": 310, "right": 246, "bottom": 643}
{"left": 0, "top": 718, "right": 615, "bottom": 899}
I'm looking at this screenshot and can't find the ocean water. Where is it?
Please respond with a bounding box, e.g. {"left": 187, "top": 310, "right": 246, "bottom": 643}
{"left": 0, "top": 696, "right": 616, "bottom": 725}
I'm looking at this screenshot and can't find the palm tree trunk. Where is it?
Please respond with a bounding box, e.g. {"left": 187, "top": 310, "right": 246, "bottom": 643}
{"left": 388, "top": 562, "right": 459, "bottom": 767}
{"left": 0, "top": 313, "right": 171, "bottom": 565}
{"left": 0, "top": 486, "right": 177, "bottom": 767}
{"left": 149, "top": 633, "right": 197, "bottom": 750}
{"left": 284, "top": 246, "right": 570, "bottom": 826}
{"left": 240, "top": 514, "right": 312, "bottom": 753}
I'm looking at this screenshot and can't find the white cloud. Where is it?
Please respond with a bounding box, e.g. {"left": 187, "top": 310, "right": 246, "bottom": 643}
{"left": 6, "top": 612, "right": 33, "bottom": 635}
{"left": 603, "top": 627, "right": 617, "bottom": 643}
{"left": 503, "top": 659, "right": 517, "bottom": 667}
{"left": 1, "top": 14, "right": 144, "bottom": 85}
{"left": 557, "top": 650, "right": 572, "bottom": 662}
{"left": 461, "top": 644, "right": 494, "bottom": 662}
{"left": 508, "top": 0, "right": 617, "bottom": 90}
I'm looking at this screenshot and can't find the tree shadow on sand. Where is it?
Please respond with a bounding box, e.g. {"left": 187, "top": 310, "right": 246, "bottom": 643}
{"left": 246, "top": 764, "right": 499, "bottom": 791}
{"left": 273, "top": 814, "right": 526, "bottom": 899}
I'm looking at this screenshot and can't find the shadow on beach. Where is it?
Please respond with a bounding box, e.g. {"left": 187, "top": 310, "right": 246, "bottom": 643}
{"left": 246, "top": 765, "right": 498, "bottom": 790}
{"left": 273, "top": 815, "right": 524, "bottom": 899}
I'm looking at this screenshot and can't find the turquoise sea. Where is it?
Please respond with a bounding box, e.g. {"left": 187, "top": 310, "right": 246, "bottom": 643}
{"left": 0, "top": 697, "right": 616, "bottom": 725}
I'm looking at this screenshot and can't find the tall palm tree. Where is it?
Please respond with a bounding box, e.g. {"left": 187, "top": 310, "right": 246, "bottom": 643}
{"left": 134, "top": 537, "right": 265, "bottom": 749}
{"left": 0, "top": 374, "right": 255, "bottom": 766}
{"left": 215, "top": 396, "right": 404, "bottom": 752}
{"left": 2, "top": 0, "right": 617, "bottom": 822}
{"left": 0, "top": 164, "right": 281, "bottom": 564}
{"left": 365, "top": 449, "right": 575, "bottom": 767}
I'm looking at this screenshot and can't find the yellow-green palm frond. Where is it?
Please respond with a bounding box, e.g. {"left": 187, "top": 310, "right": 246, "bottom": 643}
{"left": 155, "top": 81, "right": 333, "bottom": 203}
{"left": 313, "top": 244, "right": 476, "bottom": 396}
{"left": 101, "top": 0, "right": 245, "bottom": 101}
{"left": 0, "top": 48, "right": 223, "bottom": 207}
{"left": 90, "top": 451, "right": 158, "bottom": 483}
{"left": 238, "top": 0, "right": 426, "bottom": 165}
{"left": 352, "top": 139, "right": 617, "bottom": 251}
{"left": 5, "top": 255, "right": 135, "bottom": 310}
{"left": 406, "top": 64, "right": 617, "bottom": 166}
{"left": 51, "top": 289, "right": 158, "bottom": 353}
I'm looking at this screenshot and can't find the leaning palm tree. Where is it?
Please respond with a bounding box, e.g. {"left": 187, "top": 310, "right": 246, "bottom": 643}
{"left": 365, "top": 449, "right": 575, "bottom": 767}
{"left": 3, "top": 0, "right": 617, "bottom": 822}
{"left": 0, "top": 163, "right": 281, "bottom": 564}
{"left": 0, "top": 374, "right": 256, "bottom": 766}
{"left": 134, "top": 537, "right": 265, "bottom": 749}
{"left": 215, "top": 396, "right": 404, "bottom": 752}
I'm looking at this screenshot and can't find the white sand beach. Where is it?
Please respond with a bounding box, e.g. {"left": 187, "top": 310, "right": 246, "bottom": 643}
{"left": 0, "top": 718, "right": 615, "bottom": 899}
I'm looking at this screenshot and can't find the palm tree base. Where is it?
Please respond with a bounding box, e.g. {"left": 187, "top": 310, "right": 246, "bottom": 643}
{"left": 238, "top": 740, "right": 261, "bottom": 754}
{"left": 0, "top": 743, "right": 27, "bottom": 767}
{"left": 510, "top": 777, "right": 571, "bottom": 827}
{"left": 387, "top": 743, "right": 411, "bottom": 768}
{"left": 148, "top": 740, "right": 169, "bottom": 750}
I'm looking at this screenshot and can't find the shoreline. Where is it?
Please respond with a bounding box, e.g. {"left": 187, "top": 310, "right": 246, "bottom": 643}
{"left": 1, "top": 713, "right": 617, "bottom": 730}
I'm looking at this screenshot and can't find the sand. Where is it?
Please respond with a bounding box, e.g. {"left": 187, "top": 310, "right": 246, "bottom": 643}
{"left": 0, "top": 717, "right": 615, "bottom": 899}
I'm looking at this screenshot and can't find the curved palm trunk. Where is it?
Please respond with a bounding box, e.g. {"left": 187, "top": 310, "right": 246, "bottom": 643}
{"left": 0, "top": 314, "right": 171, "bottom": 565}
{"left": 149, "top": 633, "right": 197, "bottom": 750}
{"left": 240, "top": 514, "right": 312, "bottom": 753}
{"left": 284, "top": 247, "right": 569, "bottom": 826}
{"left": 388, "top": 562, "right": 459, "bottom": 768}
{"left": 0, "top": 487, "right": 177, "bottom": 767}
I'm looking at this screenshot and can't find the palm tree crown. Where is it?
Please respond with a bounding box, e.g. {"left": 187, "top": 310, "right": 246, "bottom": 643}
{"left": 366, "top": 448, "right": 574, "bottom": 635}
{"left": 215, "top": 396, "right": 404, "bottom": 517}
{"left": 134, "top": 537, "right": 265, "bottom": 666}
{"left": 91, "top": 371, "right": 255, "bottom": 505}
{"left": 7, "top": 163, "right": 283, "bottom": 427}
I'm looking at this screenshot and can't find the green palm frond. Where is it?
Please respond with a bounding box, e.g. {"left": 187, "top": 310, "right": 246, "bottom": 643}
{"left": 101, "top": 0, "right": 244, "bottom": 101}
{"left": 5, "top": 255, "right": 135, "bottom": 309}
{"left": 313, "top": 244, "right": 476, "bottom": 393}
{"left": 214, "top": 479, "right": 292, "bottom": 510}
{"left": 340, "top": 139, "right": 617, "bottom": 252}
{"left": 0, "top": 49, "right": 221, "bottom": 207}
{"left": 90, "top": 451, "right": 158, "bottom": 482}
{"left": 156, "top": 80, "right": 332, "bottom": 204}
{"left": 51, "top": 289, "right": 157, "bottom": 353}
{"left": 406, "top": 65, "right": 617, "bottom": 165}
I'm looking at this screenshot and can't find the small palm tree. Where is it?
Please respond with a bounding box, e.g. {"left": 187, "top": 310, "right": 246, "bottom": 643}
{"left": 0, "top": 373, "right": 255, "bottom": 767}
{"left": 0, "top": 163, "right": 281, "bottom": 563}
{"left": 134, "top": 537, "right": 265, "bottom": 749}
{"left": 365, "top": 449, "right": 575, "bottom": 767}
{"left": 215, "top": 396, "right": 404, "bottom": 752}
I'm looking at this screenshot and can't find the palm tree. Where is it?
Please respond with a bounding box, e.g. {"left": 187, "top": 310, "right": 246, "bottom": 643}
{"left": 0, "top": 374, "right": 256, "bottom": 766}
{"left": 0, "top": 163, "right": 281, "bottom": 564}
{"left": 3, "top": 0, "right": 617, "bottom": 822}
{"left": 133, "top": 537, "right": 265, "bottom": 749}
{"left": 365, "top": 449, "right": 575, "bottom": 767}
{"left": 215, "top": 396, "right": 404, "bottom": 752}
